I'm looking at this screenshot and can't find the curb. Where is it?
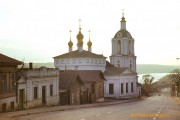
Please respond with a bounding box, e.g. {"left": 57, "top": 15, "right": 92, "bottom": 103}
{"left": 1, "top": 98, "right": 143, "bottom": 119}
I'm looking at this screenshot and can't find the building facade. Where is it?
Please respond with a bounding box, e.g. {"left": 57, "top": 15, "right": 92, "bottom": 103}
{"left": 0, "top": 53, "right": 22, "bottom": 112}
{"left": 110, "top": 12, "right": 136, "bottom": 72}
{"left": 104, "top": 62, "right": 138, "bottom": 99}
{"left": 104, "top": 12, "right": 141, "bottom": 99}
{"left": 17, "top": 66, "right": 59, "bottom": 109}
{"left": 59, "top": 70, "right": 105, "bottom": 105}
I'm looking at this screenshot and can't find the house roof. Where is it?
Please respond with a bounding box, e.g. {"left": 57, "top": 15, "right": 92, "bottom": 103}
{"left": 60, "top": 70, "right": 105, "bottom": 83}
{"left": 59, "top": 73, "right": 83, "bottom": 90}
{"left": 53, "top": 50, "right": 106, "bottom": 59}
{"left": 103, "top": 61, "right": 136, "bottom": 76}
{"left": 0, "top": 53, "right": 22, "bottom": 65}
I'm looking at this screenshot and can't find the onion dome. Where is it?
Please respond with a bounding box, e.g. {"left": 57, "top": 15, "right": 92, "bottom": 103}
{"left": 68, "top": 39, "right": 73, "bottom": 47}
{"left": 76, "top": 28, "right": 84, "bottom": 41}
{"left": 121, "top": 16, "right": 126, "bottom": 22}
{"left": 87, "top": 39, "right": 92, "bottom": 47}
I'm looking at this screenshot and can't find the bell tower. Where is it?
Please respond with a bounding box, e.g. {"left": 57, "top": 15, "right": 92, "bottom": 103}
{"left": 110, "top": 10, "right": 136, "bottom": 72}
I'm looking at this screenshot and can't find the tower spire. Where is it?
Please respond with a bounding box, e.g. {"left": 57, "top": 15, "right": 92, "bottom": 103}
{"left": 68, "top": 29, "right": 73, "bottom": 52}
{"left": 79, "top": 19, "right": 81, "bottom": 31}
{"left": 122, "top": 9, "right": 124, "bottom": 17}
{"left": 76, "top": 19, "right": 84, "bottom": 52}
{"left": 87, "top": 30, "right": 92, "bottom": 52}
{"left": 69, "top": 29, "right": 72, "bottom": 40}
{"left": 120, "top": 9, "right": 126, "bottom": 30}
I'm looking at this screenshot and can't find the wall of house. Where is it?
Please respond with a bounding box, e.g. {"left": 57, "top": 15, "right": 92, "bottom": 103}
{"left": 104, "top": 75, "right": 137, "bottom": 99}
{"left": 17, "top": 68, "right": 59, "bottom": 109}
{"left": 0, "top": 96, "right": 17, "bottom": 112}
{"left": 0, "top": 65, "right": 18, "bottom": 112}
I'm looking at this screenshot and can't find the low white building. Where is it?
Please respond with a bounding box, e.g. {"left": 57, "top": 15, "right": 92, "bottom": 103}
{"left": 17, "top": 66, "right": 59, "bottom": 109}
{"left": 104, "top": 62, "right": 138, "bottom": 99}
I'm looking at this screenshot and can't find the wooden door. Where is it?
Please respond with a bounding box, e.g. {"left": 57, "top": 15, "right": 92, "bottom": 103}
{"left": 19, "top": 89, "right": 24, "bottom": 109}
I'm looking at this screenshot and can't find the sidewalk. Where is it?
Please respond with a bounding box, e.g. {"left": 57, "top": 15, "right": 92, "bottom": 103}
{"left": 0, "top": 98, "right": 143, "bottom": 120}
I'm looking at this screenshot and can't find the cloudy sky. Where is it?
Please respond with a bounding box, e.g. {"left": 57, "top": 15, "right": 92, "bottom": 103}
{"left": 0, "top": 0, "right": 180, "bottom": 65}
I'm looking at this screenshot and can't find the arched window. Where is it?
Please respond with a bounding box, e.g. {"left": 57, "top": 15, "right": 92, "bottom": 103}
{"left": 129, "top": 41, "right": 131, "bottom": 54}
{"left": 130, "top": 61, "right": 132, "bottom": 69}
{"left": 118, "top": 40, "right": 121, "bottom": 53}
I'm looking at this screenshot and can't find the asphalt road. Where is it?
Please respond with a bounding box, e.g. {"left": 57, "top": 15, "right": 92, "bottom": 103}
{"left": 16, "top": 93, "right": 180, "bottom": 120}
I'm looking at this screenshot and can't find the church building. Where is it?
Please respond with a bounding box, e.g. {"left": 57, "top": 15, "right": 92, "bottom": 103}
{"left": 53, "top": 23, "right": 106, "bottom": 72}
{"left": 104, "top": 11, "right": 141, "bottom": 99}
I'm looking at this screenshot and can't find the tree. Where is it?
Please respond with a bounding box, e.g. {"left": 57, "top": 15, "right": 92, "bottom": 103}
{"left": 169, "top": 69, "right": 180, "bottom": 96}
{"left": 142, "top": 74, "right": 154, "bottom": 96}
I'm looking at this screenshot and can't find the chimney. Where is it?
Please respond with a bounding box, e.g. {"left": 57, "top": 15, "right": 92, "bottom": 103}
{"left": 29, "top": 62, "right": 33, "bottom": 69}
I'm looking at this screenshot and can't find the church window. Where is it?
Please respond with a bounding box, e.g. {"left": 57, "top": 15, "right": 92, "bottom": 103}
{"left": 126, "top": 83, "right": 128, "bottom": 93}
{"left": 121, "top": 83, "right": 123, "bottom": 94}
{"left": 118, "top": 40, "right": 121, "bottom": 53}
{"left": 118, "top": 33, "right": 122, "bottom": 37}
{"left": 109, "top": 84, "right": 114, "bottom": 94}
{"left": 130, "top": 61, "right": 132, "bottom": 69}
{"left": 98, "top": 60, "right": 101, "bottom": 64}
{"left": 131, "top": 82, "right": 133, "bottom": 93}
{"left": 129, "top": 41, "right": 131, "bottom": 54}
{"left": 86, "top": 59, "right": 89, "bottom": 63}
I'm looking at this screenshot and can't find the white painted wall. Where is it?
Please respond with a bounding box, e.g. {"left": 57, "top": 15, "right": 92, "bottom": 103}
{"left": 104, "top": 75, "right": 138, "bottom": 99}
{"left": 54, "top": 58, "right": 106, "bottom": 72}
{"left": 17, "top": 67, "right": 59, "bottom": 109}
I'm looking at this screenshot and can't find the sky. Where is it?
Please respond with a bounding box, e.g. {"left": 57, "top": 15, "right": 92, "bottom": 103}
{"left": 0, "top": 0, "right": 180, "bottom": 65}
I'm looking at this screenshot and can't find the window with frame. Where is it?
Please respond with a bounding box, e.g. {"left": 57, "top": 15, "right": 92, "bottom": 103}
{"left": 34, "top": 87, "right": 38, "bottom": 99}
{"left": 109, "top": 84, "right": 114, "bottom": 94}
{"left": 50, "top": 85, "right": 53, "bottom": 96}
{"left": 126, "top": 83, "right": 128, "bottom": 93}
{"left": 2, "top": 74, "right": 7, "bottom": 93}
{"left": 131, "top": 82, "right": 133, "bottom": 93}
{"left": 121, "top": 83, "right": 123, "bottom": 94}
{"left": 10, "top": 74, "right": 15, "bottom": 92}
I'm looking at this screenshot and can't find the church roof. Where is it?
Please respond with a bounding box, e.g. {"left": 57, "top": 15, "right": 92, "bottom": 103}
{"left": 114, "top": 29, "right": 132, "bottom": 38}
{"left": 53, "top": 50, "right": 106, "bottom": 59}
{"left": 60, "top": 70, "right": 105, "bottom": 83}
{"left": 0, "top": 53, "right": 22, "bottom": 65}
{"left": 103, "top": 61, "right": 136, "bottom": 76}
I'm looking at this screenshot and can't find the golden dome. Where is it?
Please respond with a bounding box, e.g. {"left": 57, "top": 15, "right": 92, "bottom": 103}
{"left": 76, "top": 28, "right": 84, "bottom": 41}
{"left": 87, "top": 39, "right": 92, "bottom": 47}
{"left": 68, "top": 39, "right": 73, "bottom": 47}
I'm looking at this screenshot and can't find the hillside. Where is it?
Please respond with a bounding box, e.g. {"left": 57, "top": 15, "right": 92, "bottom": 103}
{"left": 137, "top": 64, "right": 180, "bottom": 74}
{"left": 21, "top": 63, "right": 180, "bottom": 74}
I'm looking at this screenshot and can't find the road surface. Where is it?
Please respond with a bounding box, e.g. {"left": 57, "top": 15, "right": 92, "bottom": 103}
{"left": 16, "top": 92, "right": 180, "bottom": 120}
